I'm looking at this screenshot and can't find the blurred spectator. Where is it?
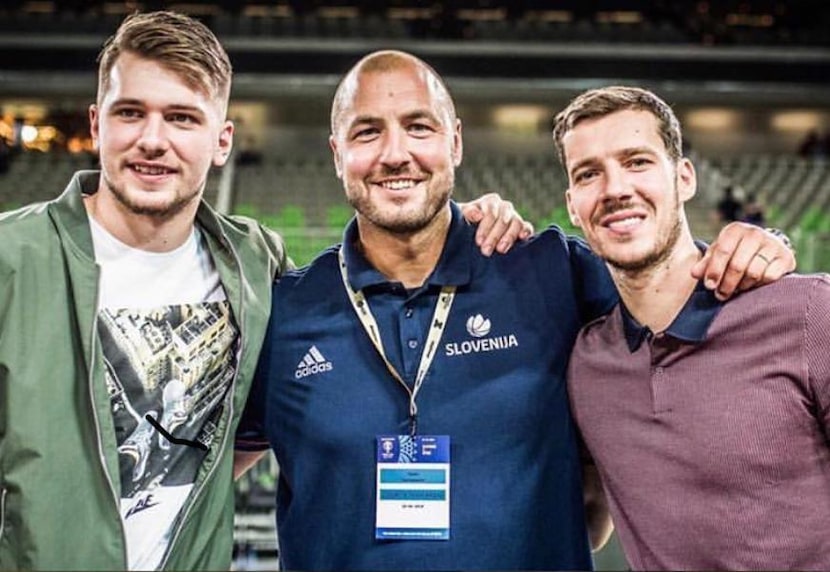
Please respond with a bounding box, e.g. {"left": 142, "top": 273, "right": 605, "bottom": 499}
{"left": 0, "top": 136, "right": 10, "bottom": 175}
{"left": 237, "top": 136, "right": 263, "bottom": 166}
{"left": 741, "top": 193, "right": 766, "bottom": 227}
{"left": 11, "top": 115, "right": 25, "bottom": 153}
{"left": 716, "top": 185, "right": 743, "bottom": 223}
{"left": 798, "top": 129, "right": 828, "bottom": 158}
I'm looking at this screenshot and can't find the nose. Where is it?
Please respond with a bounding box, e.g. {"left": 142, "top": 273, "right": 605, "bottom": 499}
{"left": 379, "top": 127, "right": 410, "bottom": 169}
{"left": 602, "top": 164, "right": 633, "bottom": 201}
{"left": 136, "top": 114, "right": 169, "bottom": 157}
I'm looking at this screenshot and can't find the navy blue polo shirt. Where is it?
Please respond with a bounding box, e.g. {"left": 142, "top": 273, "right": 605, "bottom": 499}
{"left": 241, "top": 202, "right": 616, "bottom": 571}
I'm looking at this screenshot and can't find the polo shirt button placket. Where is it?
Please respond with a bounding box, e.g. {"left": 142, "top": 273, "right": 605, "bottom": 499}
{"left": 652, "top": 364, "right": 670, "bottom": 414}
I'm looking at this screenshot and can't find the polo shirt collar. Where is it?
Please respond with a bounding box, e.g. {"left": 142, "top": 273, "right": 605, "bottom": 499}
{"left": 340, "top": 201, "right": 473, "bottom": 292}
{"left": 622, "top": 280, "right": 724, "bottom": 352}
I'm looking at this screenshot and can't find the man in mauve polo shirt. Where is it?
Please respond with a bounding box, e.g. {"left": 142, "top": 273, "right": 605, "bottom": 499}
{"left": 559, "top": 86, "right": 830, "bottom": 570}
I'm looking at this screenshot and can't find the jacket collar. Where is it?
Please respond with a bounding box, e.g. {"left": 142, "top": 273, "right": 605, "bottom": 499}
{"left": 49, "top": 170, "right": 227, "bottom": 257}
{"left": 340, "top": 201, "right": 474, "bottom": 292}
{"left": 49, "top": 170, "right": 99, "bottom": 262}
{"left": 622, "top": 279, "right": 724, "bottom": 352}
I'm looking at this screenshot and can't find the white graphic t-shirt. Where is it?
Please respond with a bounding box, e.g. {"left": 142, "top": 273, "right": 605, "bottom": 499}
{"left": 90, "top": 218, "right": 239, "bottom": 570}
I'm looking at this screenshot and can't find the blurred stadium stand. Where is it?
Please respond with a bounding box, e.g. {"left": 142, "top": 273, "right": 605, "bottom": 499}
{"left": 1, "top": 2, "right": 830, "bottom": 570}
{"left": 0, "top": 1, "right": 828, "bottom": 46}
{"left": 3, "top": 142, "right": 827, "bottom": 271}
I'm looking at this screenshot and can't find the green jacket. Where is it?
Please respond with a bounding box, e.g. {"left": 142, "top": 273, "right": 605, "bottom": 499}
{"left": 0, "top": 171, "right": 288, "bottom": 570}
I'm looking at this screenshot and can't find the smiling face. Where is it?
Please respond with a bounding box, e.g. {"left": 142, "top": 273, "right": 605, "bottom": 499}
{"left": 329, "top": 57, "right": 462, "bottom": 236}
{"left": 563, "top": 109, "right": 696, "bottom": 272}
{"left": 90, "top": 51, "right": 233, "bottom": 220}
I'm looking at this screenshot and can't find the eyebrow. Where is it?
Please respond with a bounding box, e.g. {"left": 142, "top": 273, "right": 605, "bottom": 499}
{"left": 108, "top": 98, "right": 144, "bottom": 108}
{"left": 616, "top": 146, "right": 656, "bottom": 160}
{"left": 166, "top": 105, "right": 207, "bottom": 117}
{"left": 109, "top": 99, "right": 206, "bottom": 115}
{"left": 402, "top": 109, "right": 441, "bottom": 123}
{"left": 569, "top": 146, "right": 656, "bottom": 177}
{"left": 347, "top": 109, "right": 441, "bottom": 129}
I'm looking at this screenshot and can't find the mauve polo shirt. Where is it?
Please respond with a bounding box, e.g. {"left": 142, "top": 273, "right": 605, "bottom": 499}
{"left": 569, "top": 273, "right": 830, "bottom": 571}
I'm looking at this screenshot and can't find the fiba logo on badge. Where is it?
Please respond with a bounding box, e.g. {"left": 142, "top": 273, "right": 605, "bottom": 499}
{"left": 466, "top": 314, "right": 491, "bottom": 337}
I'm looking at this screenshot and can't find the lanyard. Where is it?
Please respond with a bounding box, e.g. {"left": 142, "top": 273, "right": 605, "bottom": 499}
{"left": 338, "top": 248, "right": 455, "bottom": 436}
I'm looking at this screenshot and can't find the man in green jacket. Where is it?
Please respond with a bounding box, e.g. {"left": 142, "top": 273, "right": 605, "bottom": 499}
{"left": 0, "top": 11, "right": 290, "bottom": 570}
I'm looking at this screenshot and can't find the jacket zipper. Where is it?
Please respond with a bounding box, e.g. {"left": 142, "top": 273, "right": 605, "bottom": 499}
{"left": 0, "top": 486, "right": 7, "bottom": 540}
{"left": 159, "top": 232, "right": 245, "bottom": 570}
{"left": 88, "top": 283, "right": 130, "bottom": 563}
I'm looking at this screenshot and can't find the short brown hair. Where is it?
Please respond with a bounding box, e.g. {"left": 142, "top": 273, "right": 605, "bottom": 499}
{"left": 552, "top": 86, "right": 683, "bottom": 169}
{"left": 97, "top": 11, "right": 232, "bottom": 107}
{"left": 330, "top": 50, "right": 457, "bottom": 136}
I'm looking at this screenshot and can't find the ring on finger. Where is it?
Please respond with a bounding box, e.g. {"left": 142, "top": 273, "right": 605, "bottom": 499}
{"left": 755, "top": 252, "right": 772, "bottom": 264}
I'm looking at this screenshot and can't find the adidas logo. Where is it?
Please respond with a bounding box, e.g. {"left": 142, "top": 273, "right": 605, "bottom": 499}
{"left": 295, "top": 345, "right": 333, "bottom": 379}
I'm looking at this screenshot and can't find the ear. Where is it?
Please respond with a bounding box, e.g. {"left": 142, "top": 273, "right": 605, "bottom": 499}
{"left": 213, "top": 119, "right": 234, "bottom": 167}
{"left": 451, "top": 118, "right": 463, "bottom": 167}
{"left": 329, "top": 133, "right": 343, "bottom": 178}
{"left": 89, "top": 104, "right": 100, "bottom": 147}
{"left": 565, "top": 189, "right": 582, "bottom": 228}
{"left": 676, "top": 157, "right": 697, "bottom": 203}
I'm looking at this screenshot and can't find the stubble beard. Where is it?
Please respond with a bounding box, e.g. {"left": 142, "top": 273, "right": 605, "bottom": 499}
{"left": 103, "top": 172, "right": 202, "bottom": 221}
{"left": 603, "top": 190, "right": 683, "bottom": 274}
{"left": 347, "top": 172, "right": 454, "bottom": 235}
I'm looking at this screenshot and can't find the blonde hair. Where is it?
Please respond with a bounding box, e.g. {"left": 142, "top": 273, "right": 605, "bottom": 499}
{"left": 97, "top": 11, "right": 232, "bottom": 107}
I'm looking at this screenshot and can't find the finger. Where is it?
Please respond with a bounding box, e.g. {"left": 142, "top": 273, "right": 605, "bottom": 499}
{"left": 734, "top": 252, "right": 769, "bottom": 293}
{"left": 713, "top": 252, "right": 750, "bottom": 300}
{"left": 714, "top": 234, "right": 768, "bottom": 299}
{"left": 703, "top": 222, "right": 763, "bottom": 293}
{"left": 519, "top": 221, "right": 534, "bottom": 240}
{"left": 481, "top": 203, "right": 516, "bottom": 256}
{"left": 690, "top": 247, "right": 712, "bottom": 280}
{"left": 495, "top": 217, "right": 525, "bottom": 254}
{"left": 476, "top": 203, "right": 500, "bottom": 252}
{"left": 736, "top": 251, "right": 789, "bottom": 291}
{"left": 764, "top": 255, "right": 790, "bottom": 281}
{"left": 701, "top": 240, "right": 735, "bottom": 292}
{"left": 459, "top": 200, "right": 484, "bottom": 224}
{"left": 761, "top": 231, "right": 797, "bottom": 273}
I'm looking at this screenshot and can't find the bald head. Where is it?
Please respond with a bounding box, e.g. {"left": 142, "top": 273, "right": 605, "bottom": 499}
{"left": 330, "top": 50, "right": 457, "bottom": 140}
